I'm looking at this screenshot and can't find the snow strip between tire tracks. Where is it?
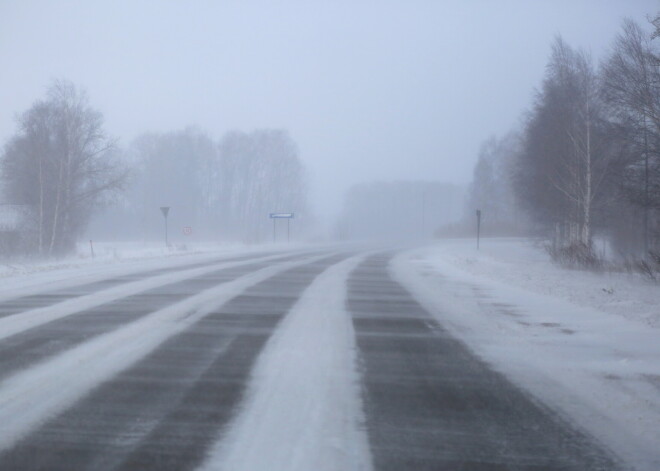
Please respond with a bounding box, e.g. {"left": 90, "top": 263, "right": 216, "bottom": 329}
{"left": 0, "top": 252, "right": 291, "bottom": 342}
{"left": 198, "top": 255, "right": 372, "bottom": 471}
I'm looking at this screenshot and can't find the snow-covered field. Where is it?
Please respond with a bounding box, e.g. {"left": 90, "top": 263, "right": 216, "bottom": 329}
{"left": 394, "top": 237, "right": 660, "bottom": 471}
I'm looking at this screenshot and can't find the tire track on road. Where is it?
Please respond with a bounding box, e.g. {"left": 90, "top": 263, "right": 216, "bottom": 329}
{"left": 347, "top": 253, "right": 620, "bottom": 470}
{"left": 0, "top": 251, "right": 276, "bottom": 319}
{"left": 0, "top": 252, "right": 320, "bottom": 383}
{"left": 0, "top": 254, "right": 349, "bottom": 471}
{"left": 0, "top": 251, "right": 337, "bottom": 457}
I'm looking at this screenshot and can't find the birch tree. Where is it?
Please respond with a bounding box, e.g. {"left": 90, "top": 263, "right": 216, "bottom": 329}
{"left": 601, "top": 19, "right": 660, "bottom": 251}
{"left": 0, "top": 80, "right": 127, "bottom": 255}
{"left": 516, "top": 38, "right": 609, "bottom": 248}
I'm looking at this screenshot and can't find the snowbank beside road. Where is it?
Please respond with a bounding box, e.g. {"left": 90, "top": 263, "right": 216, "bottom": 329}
{"left": 393, "top": 238, "right": 660, "bottom": 471}
{"left": 419, "top": 238, "right": 659, "bottom": 328}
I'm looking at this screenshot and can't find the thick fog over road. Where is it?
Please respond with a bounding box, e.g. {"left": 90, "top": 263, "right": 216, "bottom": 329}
{"left": 0, "top": 3, "right": 659, "bottom": 471}
{"left": 1, "top": 0, "right": 656, "bottom": 236}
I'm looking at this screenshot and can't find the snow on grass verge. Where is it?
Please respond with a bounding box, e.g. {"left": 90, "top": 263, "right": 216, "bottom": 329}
{"left": 423, "top": 238, "right": 659, "bottom": 327}
{"left": 0, "top": 253, "right": 328, "bottom": 452}
{"left": 393, "top": 239, "right": 660, "bottom": 471}
{"left": 199, "top": 255, "right": 372, "bottom": 471}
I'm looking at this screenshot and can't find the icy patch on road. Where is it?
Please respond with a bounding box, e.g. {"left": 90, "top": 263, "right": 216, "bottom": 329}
{"left": 393, "top": 242, "right": 660, "bottom": 471}
{"left": 199, "top": 256, "right": 372, "bottom": 471}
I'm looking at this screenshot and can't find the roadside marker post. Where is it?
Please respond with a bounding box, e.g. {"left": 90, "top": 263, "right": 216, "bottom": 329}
{"left": 160, "top": 206, "right": 170, "bottom": 247}
{"left": 476, "top": 209, "right": 482, "bottom": 250}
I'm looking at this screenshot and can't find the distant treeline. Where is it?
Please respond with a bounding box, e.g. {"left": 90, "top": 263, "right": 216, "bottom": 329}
{"left": 98, "top": 127, "right": 308, "bottom": 244}
{"left": 0, "top": 80, "right": 308, "bottom": 256}
{"left": 465, "top": 16, "right": 660, "bottom": 258}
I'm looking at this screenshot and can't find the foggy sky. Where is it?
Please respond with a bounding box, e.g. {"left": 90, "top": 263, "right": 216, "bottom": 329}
{"left": 1, "top": 0, "right": 657, "bottom": 223}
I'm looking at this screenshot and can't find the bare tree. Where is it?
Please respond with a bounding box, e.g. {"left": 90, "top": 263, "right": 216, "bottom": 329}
{"left": 515, "top": 38, "right": 610, "bottom": 249}
{"left": 1, "top": 80, "right": 128, "bottom": 256}
{"left": 601, "top": 19, "right": 660, "bottom": 251}
{"left": 217, "top": 130, "right": 308, "bottom": 242}
{"left": 128, "top": 127, "right": 216, "bottom": 240}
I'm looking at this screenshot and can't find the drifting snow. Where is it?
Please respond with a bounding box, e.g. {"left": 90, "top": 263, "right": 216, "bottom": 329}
{"left": 0, "top": 241, "right": 306, "bottom": 301}
{"left": 200, "top": 255, "right": 372, "bottom": 471}
{"left": 0, "top": 252, "right": 298, "bottom": 342}
{"left": 393, "top": 238, "right": 660, "bottom": 471}
{"left": 0, "top": 253, "right": 327, "bottom": 452}
{"left": 420, "top": 238, "right": 660, "bottom": 327}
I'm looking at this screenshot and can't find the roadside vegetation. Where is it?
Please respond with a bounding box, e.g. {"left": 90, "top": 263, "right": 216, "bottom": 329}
{"left": 0, "top": 82, "right": 309, "bottom": 258}
{"left": 462, "top": 16, "right": 660, "bottom": 275}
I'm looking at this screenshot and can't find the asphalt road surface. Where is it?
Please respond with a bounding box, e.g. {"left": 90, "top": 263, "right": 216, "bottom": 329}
{"left": 0, "top": 249, "right": 621, "bottom": 470}
{"left": 348, "top": 253, "right": 619, "bottom": 470}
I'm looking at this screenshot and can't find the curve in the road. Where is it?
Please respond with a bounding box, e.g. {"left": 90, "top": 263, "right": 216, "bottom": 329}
{"left": 0, "top": 251, "right": 278, "bottom": 318}
{"left": 347, "top": 253, "right": 621, "bottom": 471}
{"left": 0, "top": 252, "right": 319, "bottom": 383}
{"left": 0, "top": 253, "right": 350, "bottom": 471}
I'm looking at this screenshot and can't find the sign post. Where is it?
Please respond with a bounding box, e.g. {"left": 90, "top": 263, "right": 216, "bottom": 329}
{"left": 160, "top": 206, "right": 170, "bottom": 247}
{"left": 476, "top": 209, "right": 482, "bottom": 250}
{"left": 269, "top": 213, "right": 295, "bottom": 243}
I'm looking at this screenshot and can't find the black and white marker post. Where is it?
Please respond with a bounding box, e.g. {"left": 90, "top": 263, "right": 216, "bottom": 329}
{"left": 160, "top": 206, "right": 170, "bottom": 247}
{"left": 476, "top": 209, "right": 482, "bottom": 250}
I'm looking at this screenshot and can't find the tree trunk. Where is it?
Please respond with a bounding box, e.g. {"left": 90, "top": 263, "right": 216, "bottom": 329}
{"left": 38, "top": 154, "right": 44, "bottom": 255}
{"left": 582, "top": 110, "right": 592, "bottom": 246}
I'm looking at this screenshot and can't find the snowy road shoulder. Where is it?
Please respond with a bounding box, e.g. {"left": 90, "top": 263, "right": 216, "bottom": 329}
{"left": 199, "top": 255, "right": 372, "bottom": 471}
{"left": 392, "top": 243, "right": 660, "bottom": 471}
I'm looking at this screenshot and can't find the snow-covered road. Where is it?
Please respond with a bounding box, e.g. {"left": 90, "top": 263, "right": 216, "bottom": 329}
{"left": 0, "top": 242, "right": 653, "bottom": 470}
